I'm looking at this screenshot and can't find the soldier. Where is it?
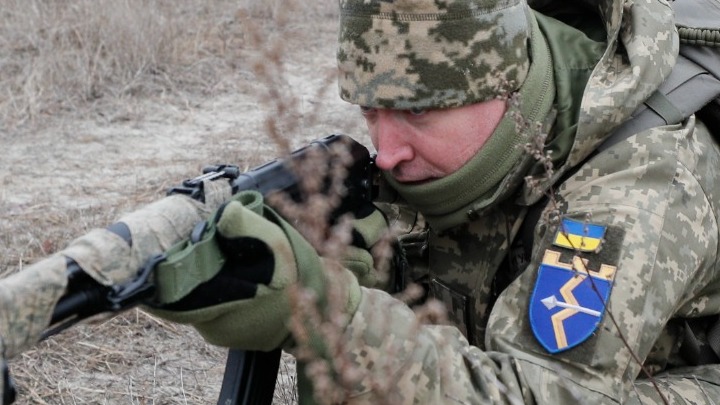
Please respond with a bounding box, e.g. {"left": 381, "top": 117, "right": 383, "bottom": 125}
{"left": 3, "top": 0, "right": 720, "bottom": 403}
{"left": 329, "top": 0, "right": 720, "bottom": 402}
{"left": 146, "top": 0, "right": 720, "bottom": 403}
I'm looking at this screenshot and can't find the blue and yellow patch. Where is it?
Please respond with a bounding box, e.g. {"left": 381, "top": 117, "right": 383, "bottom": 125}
{"left": 553, "top": 218, "right": 606, "bottom": 252}
{"left": 529, "top": 219, "right": 620, "bottom": 353}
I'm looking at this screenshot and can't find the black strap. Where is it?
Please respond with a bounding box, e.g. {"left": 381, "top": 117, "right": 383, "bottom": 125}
{"left": 643, "top": 90, "right": 684, "bottom": 125}
{"left": 707, "top": 316, "right": 720, "bottom": 360}
{"left": 680, "top": 316, "right": 720, "bottom": 366}
{"left": 698, "top": 98, "right": 720, "bottom": 143}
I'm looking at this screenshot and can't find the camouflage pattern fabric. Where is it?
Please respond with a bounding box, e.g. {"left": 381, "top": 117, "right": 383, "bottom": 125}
{"left": 337, "top": 0, "right": 532, "bottom": 110}
{"left": 0, "top": 180, "right": 231, "bottom": 361}
{"left": 486, "top": 117, "right": 720, "bottom": 403}
{"left": 518, "top": 0, "right": 679, "bottom": 205}
{"left": 427, "top": 205, "right": 526, "bottom": 347}
{"left": 63, "top": 180, "right": 232, "bottom": 287}
{"left": 628, "top": 364, "right": 720, "bottom": 404}
{"left": 0, "top": 254, "right": 66, "bottom": 358}
{"left": 297, "top": 0, "right": 720, "bottom": 403}
{"left": 327, "top": 94, "right": 720, "bottom": 405}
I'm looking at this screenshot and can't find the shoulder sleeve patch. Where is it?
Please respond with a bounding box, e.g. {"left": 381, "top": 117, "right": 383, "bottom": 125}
{"left": 529, "top": 217, "right": 625, "bottom": 354}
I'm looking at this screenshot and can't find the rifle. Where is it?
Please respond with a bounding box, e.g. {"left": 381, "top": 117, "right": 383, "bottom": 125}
{"left": 2, "top": 134, "right": 377, "bottom": 405}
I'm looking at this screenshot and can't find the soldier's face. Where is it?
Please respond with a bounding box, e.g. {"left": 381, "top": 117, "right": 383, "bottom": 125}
{"left": 362, "top": 99, "right": 507, "bottom": 183}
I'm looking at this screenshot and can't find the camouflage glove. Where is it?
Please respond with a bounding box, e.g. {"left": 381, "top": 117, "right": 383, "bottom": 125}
{"left": 147, "top": 191, "right": 362, "bottom": 351}
{"left": 341, "top": 203, "right": 390, "bottom": 289}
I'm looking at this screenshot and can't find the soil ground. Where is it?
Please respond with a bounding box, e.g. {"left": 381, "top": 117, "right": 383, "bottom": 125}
{"left": 0, "top": 3, "right": 367, "bottom": 403}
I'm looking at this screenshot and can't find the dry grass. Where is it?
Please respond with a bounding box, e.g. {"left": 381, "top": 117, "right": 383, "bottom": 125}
{"left": 0, "top": 0, "right": 339, "bottom": 131}
{"left": 0, "top": 0, "right": 364, "bottom": 403}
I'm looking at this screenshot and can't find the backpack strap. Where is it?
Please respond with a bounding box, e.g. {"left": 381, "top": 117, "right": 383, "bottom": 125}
{"left": 643, "top": 90, "right": 684, "bottom": 126}
{"left": 600, "top": 55, "right": 720, "bottom": 152}
{"left": 680, "top": 316, "right": 720, "bottom": 366}
{"left": 599, "top": 0, "right": 720, "bottom": 151}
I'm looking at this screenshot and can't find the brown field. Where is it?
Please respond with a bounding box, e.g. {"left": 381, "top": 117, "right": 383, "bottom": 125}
{"left": 0, "top": 0, "right": 367, "bottom": 403}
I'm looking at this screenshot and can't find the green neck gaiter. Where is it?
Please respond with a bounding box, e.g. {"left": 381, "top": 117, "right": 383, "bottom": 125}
{"left": 386, "top": 13, "right": 556, "bottom": 232}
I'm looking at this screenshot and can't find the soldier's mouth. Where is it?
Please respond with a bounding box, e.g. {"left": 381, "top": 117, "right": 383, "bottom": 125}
{"left": 388, "top": 166, "right": 444, "bottom": 185}
{"left": 392, "top": 175, "right": 439, "bottom": 186}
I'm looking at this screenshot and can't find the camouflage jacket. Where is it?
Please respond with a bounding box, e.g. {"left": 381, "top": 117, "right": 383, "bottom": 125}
{"left": 301, "top": 0, "right": 720, "bottom": 404}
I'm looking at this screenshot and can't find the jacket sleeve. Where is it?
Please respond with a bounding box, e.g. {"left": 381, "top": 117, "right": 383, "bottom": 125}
{"left": 296, "top": 119, "right": 720, "bottom": 404}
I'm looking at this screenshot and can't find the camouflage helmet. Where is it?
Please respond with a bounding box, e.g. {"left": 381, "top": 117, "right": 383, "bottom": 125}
{"left": 337, "top": 0, "right": 532, "bottom": 110}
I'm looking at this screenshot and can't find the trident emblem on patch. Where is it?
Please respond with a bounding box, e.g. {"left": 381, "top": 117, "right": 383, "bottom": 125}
{"left": 529, "top": 219, "right": 617, "bottom": 353}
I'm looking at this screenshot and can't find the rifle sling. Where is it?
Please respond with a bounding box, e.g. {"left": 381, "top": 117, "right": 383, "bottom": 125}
{"left": 153, "top": 220, "right": 225, "bottom": 305}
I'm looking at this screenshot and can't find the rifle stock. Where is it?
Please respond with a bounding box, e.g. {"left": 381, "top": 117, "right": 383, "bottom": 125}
{"left": 29, "top": 134, "right": 376, "bottom": 405}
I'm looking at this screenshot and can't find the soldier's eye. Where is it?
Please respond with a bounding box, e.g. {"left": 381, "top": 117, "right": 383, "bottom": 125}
{"left": 360, "top": 106, "right": 376, "bottom": 116}
{"left": 409, "top": 108, "right": 426, "bottom": 116}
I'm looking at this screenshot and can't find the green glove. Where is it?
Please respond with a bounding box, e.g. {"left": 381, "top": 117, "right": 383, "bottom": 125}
{"left": 341, "top": 203, "right": 391, "bottom": 289}
{"left": 147, "top": 191, "right": 362, "bottom": 351}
